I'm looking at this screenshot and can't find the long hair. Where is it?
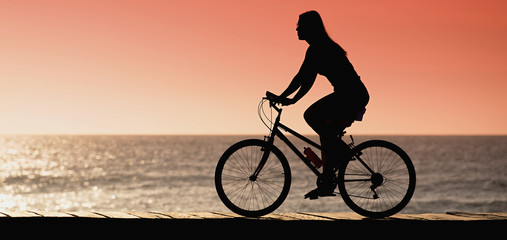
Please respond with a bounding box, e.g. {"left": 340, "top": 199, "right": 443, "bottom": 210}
{"left": 299, "top": 11, "right": 346, "bottom": 55}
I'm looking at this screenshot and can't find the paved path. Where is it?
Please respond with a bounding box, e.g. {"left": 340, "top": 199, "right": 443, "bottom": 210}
{"left": 0, "top": 211, "right": 503, "bottom": 237}
{"left": 0, "top": 211, "right": 505, "bottom": 221}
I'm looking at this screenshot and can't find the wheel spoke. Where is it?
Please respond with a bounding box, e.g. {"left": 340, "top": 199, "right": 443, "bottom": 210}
{"left": 215, "top": 140, "right": 291, "bottom": 217}
{"left": 339, "top": 140, "right": 415, "bottom": 218}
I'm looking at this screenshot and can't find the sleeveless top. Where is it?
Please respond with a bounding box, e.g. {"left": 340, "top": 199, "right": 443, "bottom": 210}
{"left": 306, "top": 42, "right": 370, "bottom": 107}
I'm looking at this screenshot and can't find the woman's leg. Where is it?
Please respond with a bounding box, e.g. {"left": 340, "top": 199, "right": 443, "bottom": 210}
{"left": 304, "top": 94, "right": 344, "bottom": 174}
{"left": 303, "top": 94, "right": 347, "bottom": 198}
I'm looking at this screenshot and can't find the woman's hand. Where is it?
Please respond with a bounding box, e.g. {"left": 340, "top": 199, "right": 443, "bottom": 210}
{"left": 266, "top": 91, "right": 295, "bottom": 106}
{"left": 278, "top": 97, "right": 296, "bottom": 106}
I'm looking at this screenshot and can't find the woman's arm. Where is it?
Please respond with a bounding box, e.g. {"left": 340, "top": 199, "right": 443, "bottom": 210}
{"left": 279, "top": 74, "right": 303, "bottom": 99}
{"left": 290, "top": 70, "right": 316, "bottom": 103}
{"left": 278, "top": 48, "right": 317, "bottom": 105}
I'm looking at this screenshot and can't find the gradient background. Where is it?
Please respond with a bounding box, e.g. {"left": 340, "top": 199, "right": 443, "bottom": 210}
{"left": 1, "top": 0, "right": 506, "bottom": 135}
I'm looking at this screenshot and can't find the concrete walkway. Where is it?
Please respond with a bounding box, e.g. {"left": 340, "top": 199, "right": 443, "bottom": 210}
{"left": 0, "top": 211, "right": 505, "bottom": 221}
{"left": 0, "top": 211, "right": 503, "bottom": 236}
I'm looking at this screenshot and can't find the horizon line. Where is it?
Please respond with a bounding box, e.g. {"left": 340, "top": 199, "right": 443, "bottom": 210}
{"left": 0, "top": 133, "right": 506, "bottom": 136}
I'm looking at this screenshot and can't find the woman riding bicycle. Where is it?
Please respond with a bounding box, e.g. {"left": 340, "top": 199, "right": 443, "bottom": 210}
{"left": 270, "top": 11, "right": 369, "bottom": 199}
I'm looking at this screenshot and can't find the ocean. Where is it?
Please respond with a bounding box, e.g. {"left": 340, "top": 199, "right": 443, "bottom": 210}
{"left": 0, "top": 135, "right": 505, "bottom": 213}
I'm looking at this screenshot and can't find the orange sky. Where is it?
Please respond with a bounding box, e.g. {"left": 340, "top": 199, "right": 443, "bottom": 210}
{"left": 1, "top": 0, "right": 506, "bottom": 135}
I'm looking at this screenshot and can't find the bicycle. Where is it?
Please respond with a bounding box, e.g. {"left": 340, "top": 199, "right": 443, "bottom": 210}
{"left": 215, "top": 92, "right": 416, "bottom": 218}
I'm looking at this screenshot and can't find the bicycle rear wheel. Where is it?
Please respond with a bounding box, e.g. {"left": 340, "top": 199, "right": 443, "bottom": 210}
{"left": 215, "top": 139, "right": 291, "bottom": 217}
{"left": 337, "top": 140, "right": 416, "bottom": 218}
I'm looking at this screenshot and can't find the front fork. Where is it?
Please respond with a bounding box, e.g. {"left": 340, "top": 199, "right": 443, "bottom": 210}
{"left": 250, "top": 133, "right": 276, "bottom": 180}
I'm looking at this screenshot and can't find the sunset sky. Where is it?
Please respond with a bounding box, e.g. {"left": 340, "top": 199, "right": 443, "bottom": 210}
{"left": 1, "top": 0, "right": 506, "bottom": 135}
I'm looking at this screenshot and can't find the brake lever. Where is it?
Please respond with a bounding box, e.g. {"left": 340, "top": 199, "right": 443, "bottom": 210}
{"left": 264, "top": 91, "right": 283, "bottom": 112}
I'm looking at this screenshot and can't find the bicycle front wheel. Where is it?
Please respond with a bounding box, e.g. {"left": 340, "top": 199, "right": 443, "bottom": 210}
{"left": 338, "top": 140, "right": 416, "bottom": 218}
{"left": 215, "top": 139, "right": 291, "bottom": 217}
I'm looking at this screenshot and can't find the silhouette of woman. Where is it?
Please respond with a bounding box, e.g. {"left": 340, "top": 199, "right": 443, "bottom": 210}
{"left": 271, "top": 11, "right": 369, "bottom": 199}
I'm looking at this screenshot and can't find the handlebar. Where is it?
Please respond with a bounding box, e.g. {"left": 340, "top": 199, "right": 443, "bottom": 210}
{"left": 264, "top": 91, "right": 282, "bottom": 112}
{"left": 264, "top": 91, "right": 277, "bottom": 102}
{"left": 258, "top": 91, "right": 284, "bottom": 130}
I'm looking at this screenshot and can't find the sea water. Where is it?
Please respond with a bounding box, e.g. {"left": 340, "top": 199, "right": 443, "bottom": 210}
{"left": 0, "top": 135, "right": 505, "bottom": 213}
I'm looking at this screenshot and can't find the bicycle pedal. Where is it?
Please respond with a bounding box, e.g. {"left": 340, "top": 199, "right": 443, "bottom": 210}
{"left": 304, "top": 189, "right": 336, "bottom": 200}
{"left": 305, "top": 195, "right": 319, "bottom": 200}
{"left": 304, "top": 193, "right": 336, "bottom": 200}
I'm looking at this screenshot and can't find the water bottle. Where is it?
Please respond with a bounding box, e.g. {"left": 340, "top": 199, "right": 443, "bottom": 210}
{"left": 304, "top": 147, "right": 322, "bottom": 168}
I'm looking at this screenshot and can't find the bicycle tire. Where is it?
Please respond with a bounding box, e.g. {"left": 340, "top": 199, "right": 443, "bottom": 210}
{"left": 337, "top": 140, "right": 416, "bottom": 218}
{"left": 215, "top": 139, "right": 291, "bottom": 217}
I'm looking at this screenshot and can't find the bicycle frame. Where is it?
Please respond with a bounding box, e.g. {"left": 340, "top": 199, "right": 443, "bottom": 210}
{"left": 252, "top": 101, "right": 323, "bottom": 178}
{"left": 217, "top": 97, "right": 416, "bottom": 218}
